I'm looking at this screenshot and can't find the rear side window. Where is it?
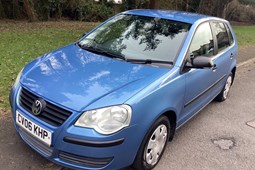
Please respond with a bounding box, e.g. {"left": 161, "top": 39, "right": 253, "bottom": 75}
{"left": 225, "top": 24, "right": 234, "bottom": 45}
{"left": 189, "top": 22, "right": 214, "bottom": 58}
{"left": 211, "top": 22, "right": 230, "bottom": 52}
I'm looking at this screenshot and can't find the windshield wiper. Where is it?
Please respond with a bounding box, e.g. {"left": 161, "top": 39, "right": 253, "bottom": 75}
{"left": 126, "top": 58, "right": 173, "bottom": 65}
{"left": 76, "top": 43, "right": 126, "bottom": 61}
{"left": 77, "top": 43, "right": 173, "bottom": 65}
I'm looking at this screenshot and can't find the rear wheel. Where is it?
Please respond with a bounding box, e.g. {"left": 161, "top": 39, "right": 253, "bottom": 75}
{"left": 215, "top": 73, "right": 233, "bottom": 102}
{"left": 133, "top": 116, "right": 170, "bottom": 170}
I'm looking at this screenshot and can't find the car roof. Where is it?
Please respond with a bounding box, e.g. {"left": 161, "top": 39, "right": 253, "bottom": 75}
{"left": 123, "top": 9, "right": 219, "bottom": 24}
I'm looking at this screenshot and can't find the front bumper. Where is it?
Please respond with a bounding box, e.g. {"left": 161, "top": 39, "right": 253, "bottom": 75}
{"left": 14, "top": 124, "right": 117, "bottom": 169}
{"left": 10, "top": 86, "right": 142, "bottom": 170}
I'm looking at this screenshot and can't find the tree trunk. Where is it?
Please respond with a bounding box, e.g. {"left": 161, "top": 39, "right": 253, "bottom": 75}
{"left": 149, "top": 0, "right": 160, "bottom": 9}
{"left": 23, "top": 0, "right": 37, "bottom": 21}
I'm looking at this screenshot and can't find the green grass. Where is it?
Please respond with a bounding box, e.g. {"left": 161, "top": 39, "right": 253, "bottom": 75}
{"left": 233, "top": 25, "right": 255, "bottom": 47}
{"left": 0, "top": 21, "right": 99, "bottom": 108}
{"left": 0, "top": 21, "right": 254, "bottom": 109}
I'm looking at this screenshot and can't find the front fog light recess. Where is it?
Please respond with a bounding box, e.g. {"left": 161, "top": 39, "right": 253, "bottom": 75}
{"left": 75, "top": 105, "right": 132, "bottom": 135}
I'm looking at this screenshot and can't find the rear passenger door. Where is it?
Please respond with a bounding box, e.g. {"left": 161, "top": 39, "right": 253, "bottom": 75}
{"left": 210, "top": 21, "right": 234, "bottom": 80}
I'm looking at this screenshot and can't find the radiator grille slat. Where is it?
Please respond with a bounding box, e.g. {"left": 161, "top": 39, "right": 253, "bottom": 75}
{"left": 19, "top": 88, "right": 72, "bottom": 126}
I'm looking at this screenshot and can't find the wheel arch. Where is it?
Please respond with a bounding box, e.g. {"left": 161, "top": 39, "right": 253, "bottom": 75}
{"left": 162, "top": 110, "right": 177, "bottom": 141}
{"left": 231, "top": 66, "right": 236, "bottom": 85}
{"left": 132, "top": 109, "right": 177, "bottom": 169}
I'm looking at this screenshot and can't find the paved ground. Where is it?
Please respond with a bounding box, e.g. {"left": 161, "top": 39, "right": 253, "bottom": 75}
{"left": 237, "top": 46, "right": 255, "bottom": 64}
{"left": 0, "top": 47, "right": 255, "bottom": 170}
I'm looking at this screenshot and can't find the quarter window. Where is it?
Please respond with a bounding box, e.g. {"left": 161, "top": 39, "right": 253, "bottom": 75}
{"left": 189, "top": 22, "right": 214, "bottom": 58}
{"left": 225, "top": 23, "right": 234, "bottom": 45}
{"left": 211, "top": 22, "right": 230, "bottom": 52}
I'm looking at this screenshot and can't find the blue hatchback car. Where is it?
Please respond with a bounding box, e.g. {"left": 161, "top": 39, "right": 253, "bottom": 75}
{"left": 10, "top": 9, "right": 238, "bottom": 170}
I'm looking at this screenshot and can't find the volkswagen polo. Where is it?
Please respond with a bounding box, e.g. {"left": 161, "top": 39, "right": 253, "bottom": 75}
{"left": 9, "top": 9, "right": 238, "bottom": 170}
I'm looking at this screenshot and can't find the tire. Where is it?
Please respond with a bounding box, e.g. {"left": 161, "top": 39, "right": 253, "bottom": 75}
{"left": 215, "top": 73, "right": 233, "bottom": 102}
{"left": 133, "top": 116, "right": 170, "bottom": 170}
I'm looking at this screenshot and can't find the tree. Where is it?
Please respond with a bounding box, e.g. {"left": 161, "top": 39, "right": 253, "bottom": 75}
{"left": 222, "top": 0, "right": 239, "bottom": 20}
{"left": 149, "top": 0, "right": 160, "bottom": 9}
{"left": 23, "top": 0, "right": 37, "bottom": 21}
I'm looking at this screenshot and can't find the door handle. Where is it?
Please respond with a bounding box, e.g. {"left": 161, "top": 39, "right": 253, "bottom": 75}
{"left": 230, "top": 53, "right": 234, "bottom": 59}
{"left": 212, "top": 64, "right": 217, "bottom": 71}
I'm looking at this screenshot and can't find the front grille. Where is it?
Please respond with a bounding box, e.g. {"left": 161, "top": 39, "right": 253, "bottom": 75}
{"left": 19, "top": 128, "right": 53, "bottom": 157}
{"left": 59, "top": 151, "right": 113, "bottom": 168}
{"left": 19, "top": 88, "right": 72, "bottom": 126}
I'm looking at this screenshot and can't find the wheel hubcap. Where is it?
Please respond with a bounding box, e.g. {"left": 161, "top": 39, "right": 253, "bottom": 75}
{"left": 223, "top": 75, "right": 232, "bottom": 99}
{"left": 144, "top": 124, "right": 168, "bottom": 166}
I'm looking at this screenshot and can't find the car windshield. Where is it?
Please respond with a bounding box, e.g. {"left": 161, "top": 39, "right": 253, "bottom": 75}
{"left": 78, "top": 14, "right": 191, "bottom": 64}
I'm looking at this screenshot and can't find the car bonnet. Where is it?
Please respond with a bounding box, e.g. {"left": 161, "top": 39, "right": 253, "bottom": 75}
{"left": 20, "top": 44, "right": 170, "bottom": 112}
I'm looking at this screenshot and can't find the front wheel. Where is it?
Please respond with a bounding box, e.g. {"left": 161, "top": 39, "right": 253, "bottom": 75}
{"left": 133, "top": 116, "right": 170, "bottom": 170}
{"left": 215, "top": 73, "right": 233, "bottom": 102}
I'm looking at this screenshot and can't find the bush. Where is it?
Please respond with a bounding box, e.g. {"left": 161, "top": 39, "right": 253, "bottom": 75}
{"left": 34, "top": 0, "right": 66, "bottom": 20}
{"left": 61, "top": 0, "right": 114, "bottom": 21}
{"left": 120, "top": 0, "right": 149, "bottom": 10}
{"left": 79, "top": 1, "right": 114, "bottom": 21}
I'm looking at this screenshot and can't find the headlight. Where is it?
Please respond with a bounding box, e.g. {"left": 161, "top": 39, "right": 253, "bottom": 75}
{"left": 75, "top": 105, "right": 132, "bottom": 135}
{"left": 13, "top": 68, "right": 23, "bottom": 88}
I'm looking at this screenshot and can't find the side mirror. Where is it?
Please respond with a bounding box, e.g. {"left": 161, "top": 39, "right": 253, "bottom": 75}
{"left": 192, "top": 56, "right": 214, "bottom": 68}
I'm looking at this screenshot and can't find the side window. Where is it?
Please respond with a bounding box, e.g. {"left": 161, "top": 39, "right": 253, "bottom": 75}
{"left": 189, "top": 22, "right": 214, "bottom": 58}
{"left": 225, "top": 23, "right": 234, "bottom": 45}
{"left": 211, "top": 22, "right": 230, "bottom": 52}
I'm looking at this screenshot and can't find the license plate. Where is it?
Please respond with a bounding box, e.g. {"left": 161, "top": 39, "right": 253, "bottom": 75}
{"left": 16, "top": 111, "right": 52, "bottom": 146}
